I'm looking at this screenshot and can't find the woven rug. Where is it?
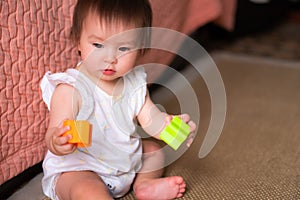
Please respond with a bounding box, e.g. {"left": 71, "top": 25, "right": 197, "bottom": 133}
{"left": 121, "top": 52, "right": 300, "bottom": 199}
{"left": 9, "top": 52, "right": 300, "bottom": 199}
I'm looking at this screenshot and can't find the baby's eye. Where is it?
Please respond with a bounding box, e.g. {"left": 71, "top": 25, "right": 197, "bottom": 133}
{"left": 119, "top": 47, "right": 131, "bottom": 52}
{"left": 93, "top": 43, "right": 104, "bottom": 48}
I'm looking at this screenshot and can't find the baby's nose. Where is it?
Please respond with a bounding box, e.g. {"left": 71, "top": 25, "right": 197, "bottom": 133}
{"left": 104, "top": 49, "right": 118, "bottom": 64}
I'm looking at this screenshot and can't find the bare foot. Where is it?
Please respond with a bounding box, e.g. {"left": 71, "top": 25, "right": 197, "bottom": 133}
{"left": 134, "top": 176, "right": 186, "bottom": 200}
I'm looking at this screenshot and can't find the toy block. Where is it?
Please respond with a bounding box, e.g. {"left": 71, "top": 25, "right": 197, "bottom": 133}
{"left": 159, "top": 116, "right": 190, "bottom": 150}
{"left": 63, "top": 120, "right": 92, "bottom": 147}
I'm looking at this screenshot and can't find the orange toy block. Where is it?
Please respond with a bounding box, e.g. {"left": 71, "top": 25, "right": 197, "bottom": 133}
{"left": 63, "top": 120, "right": 92, "bottom": 147}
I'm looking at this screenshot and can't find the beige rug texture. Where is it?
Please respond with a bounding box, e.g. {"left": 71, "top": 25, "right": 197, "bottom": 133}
{"left": 8, "top": 53, "right": 300, "bottom": 200}
{"left": 122, "top": 53, "right": 300, "bottom": 199}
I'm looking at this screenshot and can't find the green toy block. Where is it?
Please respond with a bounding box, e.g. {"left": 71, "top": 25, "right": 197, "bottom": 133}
{"left": 159, "top": 116, "right": 190, "bottom": 150}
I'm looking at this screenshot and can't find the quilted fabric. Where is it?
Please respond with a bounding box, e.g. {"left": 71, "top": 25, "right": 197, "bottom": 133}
{"left": 0, "top": 0, "right": 79, "bottom": 184}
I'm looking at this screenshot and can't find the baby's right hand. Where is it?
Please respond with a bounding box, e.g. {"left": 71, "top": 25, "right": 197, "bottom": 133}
{"left": 49, "top": 125, "right": 77, "bottom": 156}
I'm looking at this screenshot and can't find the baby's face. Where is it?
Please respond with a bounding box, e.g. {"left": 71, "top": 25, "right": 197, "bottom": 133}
{"left": 77, "top": 12, "right": 141, "bottom": 83}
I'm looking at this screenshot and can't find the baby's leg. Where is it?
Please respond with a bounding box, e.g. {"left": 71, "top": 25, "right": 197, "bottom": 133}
{"left": 56, "top": 171, "right": 113, "bottom": 200}
{"left": 133, "top": 140, "right": 186, "bottom": 200}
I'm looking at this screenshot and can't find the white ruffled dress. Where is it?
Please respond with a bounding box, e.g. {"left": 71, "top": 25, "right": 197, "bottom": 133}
{"left": 40, "top": 67, "right": 147, "bottom": 199}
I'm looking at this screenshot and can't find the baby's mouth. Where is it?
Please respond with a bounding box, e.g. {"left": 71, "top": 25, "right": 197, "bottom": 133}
{"left": 102, "top": 69, "right": 116, "bottom": 75}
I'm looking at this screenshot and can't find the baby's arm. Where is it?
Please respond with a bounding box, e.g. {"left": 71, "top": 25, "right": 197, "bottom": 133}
{"left": 137, "top": 92, "right": 167, "bottom": 139}
{"left": 137, "top": 91, "right": 196, "bottom": 143}
{"left": 45, "top": 84, "right": 81, "bottom": 155}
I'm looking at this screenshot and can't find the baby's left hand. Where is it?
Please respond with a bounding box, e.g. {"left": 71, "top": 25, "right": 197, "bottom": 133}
{"left": 165, "top": 114, "right": 197, "bottom": 147}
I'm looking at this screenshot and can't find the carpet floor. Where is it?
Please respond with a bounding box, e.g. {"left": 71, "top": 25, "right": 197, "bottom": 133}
{"left": 8, "top": 52, "right": 300, "bottom": 199}
{"left": 120, "top": 53, "right": 300, "bottom": 200}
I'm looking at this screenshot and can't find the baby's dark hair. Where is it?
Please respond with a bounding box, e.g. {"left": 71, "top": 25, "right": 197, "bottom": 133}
{"left": 70, "top": 0, "right": 152, "bottom": 54}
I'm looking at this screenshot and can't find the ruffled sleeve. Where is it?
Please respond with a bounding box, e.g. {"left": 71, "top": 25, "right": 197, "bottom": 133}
{"left": 40, "top": 69, "right": 95, "bottom": 120}
{"left": 40, "top": 71, "right": 77, "bottom": 110}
